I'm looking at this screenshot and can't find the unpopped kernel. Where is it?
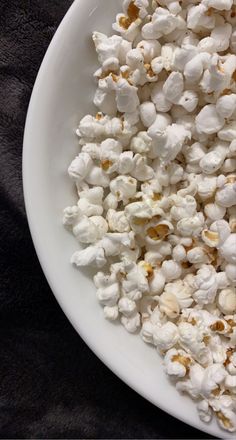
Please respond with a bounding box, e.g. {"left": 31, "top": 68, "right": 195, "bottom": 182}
{"left": 64, "top": 0, "right": 236, "bottom": 432}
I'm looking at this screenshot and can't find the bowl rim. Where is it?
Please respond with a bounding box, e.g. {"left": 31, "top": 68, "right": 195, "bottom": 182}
{"left": 23, "top": 1, "right": 229, "bottom": 437}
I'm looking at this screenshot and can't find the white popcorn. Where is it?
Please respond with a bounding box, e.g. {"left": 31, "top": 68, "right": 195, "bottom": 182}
{"left": 172, "top": 244, "right": 187, "bottom": 263}
{"left": 210, "top": 395, "right": 236, "bottom": 432}
{"left": 219, "top": 234, "right": 236, "bottom": 264}
{"left": 73, "top": 215, "right": 108, "bottom": 244}
{"left": 215, "top": 176, "right": 236, "bottom": 208}
{"left": 196, "top": 105, "right": 225, "bottom": 135}
{"left": 68, "top": 153, "right": 93, "bottom": 183}
{"left": 225, "top": 264, "right": 236, "bottom": 286}
{"left": 194, "top": 265, "right": 218, "bottom": 305}
{"left": 153, "top": 322, "right": 179, "bottom": 351}
{"left": 139, "top": 102, "right": 156, "bottom": 128}
{"left": 187, "top": 247, "right": 209, "bottom": 265}
{"left": 218, "top": 288, "right": 236, "bottom": 315}
{"left": 204, "top": 203, "right": 226, "bottom": 222}
{"left": 187, "top": 4, "right": 215, "bottom": 31}
{"left": 71, "top": 245, "right": 106, "bottom": 268}
{"left": 64, "top": 0, "right": 236, "bottom": 431}
{"left": 197, "top": 175, "right": 217, "bottom": 201}
{"left": 110, "top": 175, "right": 137, "bottom": 203}
{"left": 164, "top": 348, "right": 192, "bottom": 378}
{"left": 197, "top": 400, "right": 212, "bottom": 424}
{"left": 203, "top": 0, "right": 233, "bottom": 10}
{"left": 177, "top": 213, "right": 205, "bottom": 237}
{"left": 131, "top": 154, "right": 154, "bottom": 181}
{"left": 104, "top": 305, "right": 119, "bottom": 321}
{"left": 77, "top": 187, "right": 104, "bottom": 217}
{"left": 170, "top": 195, "right": 197, "bottom": 221}
{"left": 63, "top": 206, "right": 81, "bottom": 227}
{"left": 121, "top": 313, "right": 141, "bottom": 333}
{"left": 216, "top": 94, "right": 236, "bottom": 119}
{"left": 163, "top": 72, "right": 184, "bottom": 104}
{"left": 94, "top": 271, "right": 120, "bottom": 307}
{"left": 211, "top": 23, "right": 232, "bottom": 52}
{"left": 161, "top": 260, "right": 182, "bottom": 282}
{"left": 149, "top": 269, "right": 166, "bottom": 295}
{"left": 118, "top": 297, "right": 137, "bottom": 317}
{"left": 107, "top": 209, "right": 130, "bottom": 233}
{"left": 177, "top": 90, "right": 199, "bottom": 113}
{"left": 137, "top": 40, "right": 161, "bottom": 63}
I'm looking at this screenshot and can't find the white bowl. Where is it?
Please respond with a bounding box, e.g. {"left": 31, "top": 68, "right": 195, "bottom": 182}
{"left": 23, "top": 1, "right": 232, "bottom": 437}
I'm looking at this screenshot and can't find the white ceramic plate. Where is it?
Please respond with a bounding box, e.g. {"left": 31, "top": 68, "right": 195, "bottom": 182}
{"left": 23, "top": 1, "right": 232, "bottom": 437}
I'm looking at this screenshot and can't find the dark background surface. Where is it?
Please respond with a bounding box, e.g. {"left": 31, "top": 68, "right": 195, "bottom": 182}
{"left": 0, "top": 1, "right": 214, "bottom": 438}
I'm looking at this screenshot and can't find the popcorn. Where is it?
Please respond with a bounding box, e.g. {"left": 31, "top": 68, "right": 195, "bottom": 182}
{"left": 107, "top": 209, "right": 130, "bottom": 233}
{"left": 68, "top": 153, "right": 93, "bottom": 183}
{"left": 219, "top": 234, "right": 236, "bottom": 264}
{"left": 217, "top": 288, "right": 236, "bottom": 315}
{"left": 211, "top": 23, "right": 232, "bottom": 52}
{"left": 193, "top": 265, "right": 218, "bottom": 305}
{"left": 104, "top": 305, "right": 119, "bottom": 321}
{"left": 196, "top": 105, "right": 225, "bottom": 135}
{"left": 161, "top": 260, "right": 182, "bottom": 282}
{"left": 71, "top": 245, "right": 106, "bottom": 268}
{"left": 64, "top": 0, "right": 236, "bottom": 432}
{"left": 177, "top": 213, "right": 205, "bottom": 237}
{"left": 77, "top": 187, "right": 104, "bottom": 217}
{"left": 121, "top": 313, "right": 141, "bottom": 333}
{"left": 164, "top": 348, "right": 192, "bottom": 378}
{"left": 63, "top": 206, "right": 81, "bottom": 227}
{"left": 215, "top": 176, "right": 236, "bottom": 208}
{"left": 216, "top": 94, "right": 236, "bottom": 119}
{"left": 110, "top": 175, "right": 137, "bottom": 203}
{"left": 73, "top": 215, "right": 108, "bottom": 244}
{"left": 118, "top": 297, "right": 137, "bottom": 317}
{"left": 139, "top": 102, "right": 157, "bottom": 128}
{"left": 153, "top": 321, "right": 179, "bottom": 350}
{"left": 163, "top": 72, "right": 184, "bottom": 104}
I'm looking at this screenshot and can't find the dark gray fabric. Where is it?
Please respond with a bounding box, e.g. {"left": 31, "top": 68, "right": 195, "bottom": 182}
{"left": 0, "top": 1, "right": 214, "bottom": 438}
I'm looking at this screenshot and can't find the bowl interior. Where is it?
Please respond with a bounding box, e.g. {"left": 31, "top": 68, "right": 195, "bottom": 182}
{"left": 23, "top": 1, "right": 231, "bottom": 437}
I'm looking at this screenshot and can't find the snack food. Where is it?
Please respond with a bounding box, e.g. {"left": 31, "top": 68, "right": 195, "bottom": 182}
{"left": 64, "top": 0, "right": 236, "bottom": 431}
